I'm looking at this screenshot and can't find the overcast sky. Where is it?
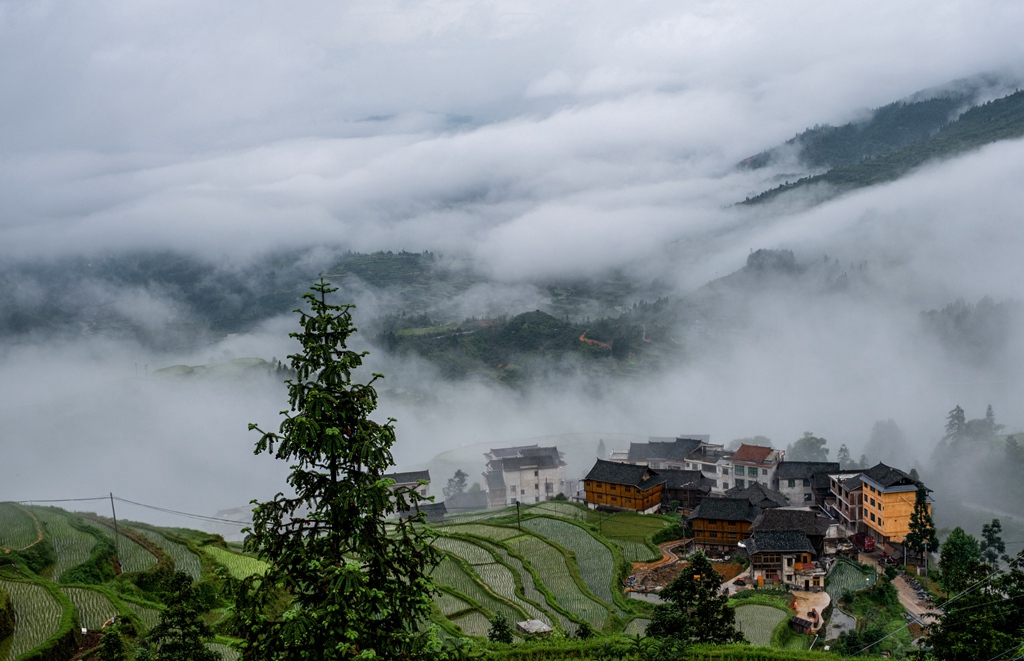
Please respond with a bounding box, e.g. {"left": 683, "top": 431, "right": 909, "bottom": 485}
{"left": 3, "top": 1, "right": 1024, "bottom": 523}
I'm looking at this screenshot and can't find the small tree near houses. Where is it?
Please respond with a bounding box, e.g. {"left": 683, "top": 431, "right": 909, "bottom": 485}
{"left": 234, "top": 280, "right": 441, "bottom": 660}
{"left": 903, "top": 484, "right": 937, "bottom": 565}
{"left": 647, "top": 551, "right": 744, "bottom": 645}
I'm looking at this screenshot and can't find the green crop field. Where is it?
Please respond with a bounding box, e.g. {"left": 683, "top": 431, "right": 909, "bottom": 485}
{"left": 611, "top": 538, "right": 661, "bottom": 563}
{"left": 31, "top": 508, "right": 97, "bottom": 581}
{"left": 0, "top": 503, "right": 39, "bottom": 551}
{"left": 507, "top": 535, "right": 609, "bottom": 629}
{"left": 529, "top": 502, "right": 594, "bottom": 522}
{"left": 137, "top": 529, "right": 203, "bottom": 581}
{"left": 208, "top": 642, "right": 240, "bottom": 660}
{"left": 435, "top": 590, "right": 475, "bottom": 618}
{"left": 623, "top": 618, "right": 650, "bottom": 635}
{"left": 475, "top": 539, "right": 575, "bottom": 633}
{"left": 446, "top": 506, "right": 516, "bottom": 523}
{"left": 204, "top": 546, "right": 269, "bottom": 580}
{"left": 125, "top": 601, "right": 162, "bottom": 631}
{"left": 596, "top": 513, "right": 664, "bottom": 561}
{"left": 826, "top": 559, "right": 877, "bottom": 602}
{"left": 522, "top": 517, "right": 617, "bottom": 606}
{"left": 432, "top": 536, "right": 498, "bottom": 565}
{"left": 473, "top": 561, "right": 552, "bottom": 625}
{"left": 96, "top": 524, "right": 158, "bottom": 573}
{"left": 0, "top": 580, "right": 63, "bottom": 661}
{"left": 734, "top": 604, "right": 788, "bottom": 647}
{"left": 61, "top": 586, "right": 118, "bottom": 630}
{"left": 428, "top": 557, "right": 526, "bottom": 625}
{"left": 451, "top": 611, "right": 492, "bottom": 637}
{"left": 437, "top": 523, "right": 522, "bottom": 540}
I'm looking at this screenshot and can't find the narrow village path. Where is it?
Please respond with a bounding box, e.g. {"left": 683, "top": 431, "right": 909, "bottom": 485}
{"left": 893, "top": 574, "right": 938, "bottom": 625}
{"left": 579, "top": 330, "right": 611, "bottom": 350}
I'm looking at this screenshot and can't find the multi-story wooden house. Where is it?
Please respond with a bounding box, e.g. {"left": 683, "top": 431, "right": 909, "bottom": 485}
{"left": 583, "top": 459, "right": 665, "bottom": 513}
{"left": 743, "top": 530, "right": 825, "bottom": 590}
{"left": 860, "top": 463, "right": 928, "bottom": 547}
{"left": 657, "top": 469, "right": 715, "bottom": 513}
{"left": 687, "top": 497, "right": 760, "bottom": 552}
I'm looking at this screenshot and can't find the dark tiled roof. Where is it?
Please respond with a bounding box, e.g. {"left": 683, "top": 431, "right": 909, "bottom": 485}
{"left": 493, "top": 455, "right": 562, "bottom": 471}
{"left": 485, "top": 470, "right": 506, "bottom": 491}
{"left": 731, "top": 444, "right": 774, "bottom": 462}
{"left": 689, "top": 497, "right": 761, "bottom": 523}
{"left": 585, "top": 459, "right": 665, "bottom": 489}
{"left": 417, "top": 501, "right": 447, "bottom": 523}
{"left": 445, "top": 490, "right": 489, "bottom": 513}
{"left": 517, "top": 446, "right": 562, "bottom": 459}
{"left": 627, "top": 437, "right": 703, "bottom": 462}
{"left": 776, "top": 462, "right": 840, "bottom": 480}
{"left": 745, "top": 530, "right": 815, "bottom": 554}
{"left": 384, "top": 470, "right": 431, "bottom": 484}
{"left": 726, "top": 482, "right": 789, "bottom": 508}
{"left": 862, "top": 463, "right": 921, "bottom": 489}
{"left": 489, "top": 445, "right": 539, "bottom": 458}
{"left": 658, "top": 469, "right": 714, "bottom": 492}
{"left": 751, "top": 508, "right": 831, "bottom": 536}
{"left": 841, "top": 474, "right": 864, "bottom": 491}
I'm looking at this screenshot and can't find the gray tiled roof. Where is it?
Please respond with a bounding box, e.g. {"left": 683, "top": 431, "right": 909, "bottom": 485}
{"left": 726, "top": 482, "right": 789, "bottom": 508}
{"left": 658, "top": 469, "right": 714, "bottom": 492}
{"left": 626, "top": 437, "right": 704, "bottom": 462}
{"left": 384, "top": 470, "right": 431, "bottom": 484}
{"left": 689, "top": 497, "right": 761, "bottom": 523}
{"left": 489, "top": 445, "right": 539, "bottom": 458}
{"left": 585, "top": 459, "right": 666, "bottom": 489}
{"left": 775, "top": 462, "right": 840, "bottom": 480}
{"left": 493, "top": 454, "right": 562, "bottom": 471}
{"left": 750, "top": 508, "right": 831, "bottom": 536}
{"left": 745, "top": 530, "right": 815, "bottom": 554}
{"left": 485, "top": 470, "right": 506, "bottom": 491}
{"left": 863, "top": 463, "right": 921, "bottom": 489}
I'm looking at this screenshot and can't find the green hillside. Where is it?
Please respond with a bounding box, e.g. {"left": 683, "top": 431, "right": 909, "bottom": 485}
{"left": 0, "top": 500, "right": 905, "bottom": 660}
{"left": 743, "top": 89, "right": 1024, "bottom": 205}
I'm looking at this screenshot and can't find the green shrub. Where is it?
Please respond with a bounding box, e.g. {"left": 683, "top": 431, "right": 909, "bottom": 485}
{"left": 0, "top": 584, "right": 14, "bottom": 642}
{"left": 61, "top": 535, "right": 117, "bottom": 585}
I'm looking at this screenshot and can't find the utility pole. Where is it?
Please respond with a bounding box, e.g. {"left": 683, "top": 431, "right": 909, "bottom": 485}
{"left": 109, "top": 492, "right": 122, "bottom": 573}
{"left": 515, "top": 500, "right": 521, "bottom": 531}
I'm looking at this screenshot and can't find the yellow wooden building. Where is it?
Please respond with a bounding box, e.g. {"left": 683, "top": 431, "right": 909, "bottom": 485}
{"left": 860, "top": 463, "right": 929, "bottom": 545}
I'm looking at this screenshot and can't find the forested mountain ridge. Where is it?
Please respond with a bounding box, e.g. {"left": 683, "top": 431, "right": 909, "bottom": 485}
{"left": 741, "top": 85, "right": 1024, "bottom": 205}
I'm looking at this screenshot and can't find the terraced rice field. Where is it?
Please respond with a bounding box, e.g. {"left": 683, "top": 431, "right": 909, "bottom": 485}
{"left": 31, "top": 508, "right": 97, "bottom": 581}
{"left": 207, "top": 642, "right": 240, "bottom": 660}
{"left": 522, "top": 517, "right": 616, "bottom": 606}
{"left": 428, "top": 557, "right": 525, "bottom": 625}
{"left": 826, "top": 560, "right": 877, "bottom": 601}
{"left": 612, "top": 539, "right": 661, "bottom": 563}
{"left": 451, "top": 611, "right": 492, "bottom": 637}
{"left": 125, "top": 601, "right": 162, "bottom": 630}
{"left": 474, "top": 562, "right": 552, "bottom": 625}
{"left": 0, "top": 580, "right": 64, "bottom": 661}
{"left": 61, "top": 587, "right": 118, "bottom": 630}
{"left": 137, "top": 529, "right": 203, "bottom": 581}
{"left": 529, "top": 502, "right": 594, "bottom": 522}
{"left": 434, "top": 590, "right": 475, "bottom": 618}
{"left": 623, "top": 618, "right": 650, "bottom": 635}
{"left": 96, "top": 524, "right": 158, "bottom": 573}
{"left": 507, "top": 535, "right": 609, "bottom": 629}
{"left": 734, "top": 604, "right": 788, "bottom": 646}
{"left": 476, "top": 540, "right": 574, "bottom": 632}
{"left": 598, "top": 513, "right": 665, "bottom": 562}
{"left": 438, "top": 523, "right": 521, "bottom": 540}
{"left": 0, "top": 503, "right": 39, "bottom": 551}
{"left": 446, "top": 507, "right": 515, "bottom": 523}
{"left": 432, "top": 536, "right": 498, "bottom": 565}
{"left": 204, "top": 546, "right": 269, "bottom": 579}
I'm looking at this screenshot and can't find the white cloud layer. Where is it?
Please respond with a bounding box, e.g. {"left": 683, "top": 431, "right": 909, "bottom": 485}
{"left": 2, "top": 0, "right": 1024, "bottom": 522}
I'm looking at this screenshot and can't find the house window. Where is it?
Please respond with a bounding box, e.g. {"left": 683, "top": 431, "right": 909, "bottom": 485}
{"left": 510, "top": 486, "right": 517, "bottom": 493}
{"left": 803, "top": 478, "right": 810, "bottom": 487}
{"left": 762, "top": 469, "right": 768, "bottom": 475}
{"left": 804, "top": 493, "right": 813, "bottom": 502}
{"left": 545, "top": 483, "right": 554, "bottom": 493}
{"left": 723, "top": 468, "right": 729, "bottom": 475}
{"left": 870, "top": 512, "right": 876, "bottom": 522}
{"left": 736, "top": 479, "right": 745, "bottom": 489}
{"left": 534, "top": 470, "right": 539, "bottom": 476}
{"left": 788, "top": 479, "right": 796, "bottom": 488}
{"left": 534, "top": 484, "right": 539, "bottom": 490}
{"left": 521, "top": 489, "right": 525, "bottom": 495}
{"left": 786, "top": 557, "right": 794, "bottom": 567}
{"left": 722, "top": 482, "right": 729, "bottom": 490}
{"left": 748, "top": 467, "right": 757, "bottom": 477}
{"left": 870, "top": 497, "right": 876, "bottom": 506}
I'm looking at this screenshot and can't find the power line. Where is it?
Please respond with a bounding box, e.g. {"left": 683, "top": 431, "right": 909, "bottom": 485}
{"left": 16, "top": 496, "right": 110, "bottom": 503}
{"left": 15, "top": 494, "right": 251, "bottom": 526}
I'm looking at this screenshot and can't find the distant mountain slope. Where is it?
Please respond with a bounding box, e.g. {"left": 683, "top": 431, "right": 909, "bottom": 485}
{"left": 742, "top": 89, "right": 1024, "bottom": 205}
{"left": 740, "top": 92, "right": 971, "bottom": 171}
